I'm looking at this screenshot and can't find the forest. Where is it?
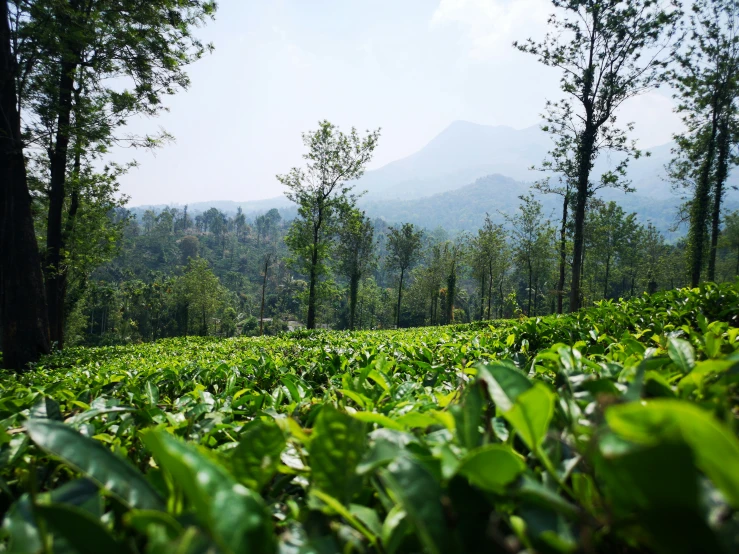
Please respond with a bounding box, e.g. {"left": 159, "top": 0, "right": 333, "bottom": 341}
{"left": 1, "top": 0, "right": 739, "bottom": 553}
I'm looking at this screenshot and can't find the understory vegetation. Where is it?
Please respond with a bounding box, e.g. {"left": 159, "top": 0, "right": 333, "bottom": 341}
{"left": 0, "top": 282, "right": 738, "bottom": 553}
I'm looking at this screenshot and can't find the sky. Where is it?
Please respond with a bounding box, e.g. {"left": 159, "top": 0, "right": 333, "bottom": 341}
{"left": 117, "top": 0, "right": 685, "bottom": 207}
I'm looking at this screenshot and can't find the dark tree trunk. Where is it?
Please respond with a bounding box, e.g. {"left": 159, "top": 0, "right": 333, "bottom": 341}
{"left": 527, "top": 258, "right": 533, "bottom": 316}
{"left": 689, "top": 109, "right": 719, "bottom": 287}
{"left": 396, "top": 268, "right": 404, "bottom": 328}
{"left": 306, "top": 243, "right": 318, "bottom": 330}
{"left": 479, "top": 272, "right": 485, "bottom": 320}
{"left": 570, "top": 128, "right": 596, "bottom": 312}
{"left": 557, "top": 192, "right": 569, "bottom": 314}
{"left": 348, "top": 273, "right": 359, "bottom": 330}
{"left": 603, "top": 255, "right": 611, "bottom": 300}
{"left": 46, "top": 58, "right": 77, "bottom": 348}
{"left": 708, "top": 114, "right": 730, "bottom": 282}
{"left": 260, "top": 256, "right": 270, "bottom": 336}
{"left": 0, "top": 2, "right": 51, "bottom": 369}
{"left": 487, "top": 265, "right": 493, "bottom": 319}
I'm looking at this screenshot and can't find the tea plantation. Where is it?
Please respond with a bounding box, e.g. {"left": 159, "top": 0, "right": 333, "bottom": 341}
{"left": 1, "top": 283, "right": 738, "bottom": 553}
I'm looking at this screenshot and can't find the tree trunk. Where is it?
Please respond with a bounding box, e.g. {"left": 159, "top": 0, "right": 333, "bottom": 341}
{"left": 603, "top": 254, "right": 610, "bottom": 300}
{"left": 259, "top": 256, "right": 270, "bottom": 336}
{"left": 487, "top": 265, "right": 493, "bottom": 319}
{"left": 527, "top": 258, "right": 533, "bottom": 316}
{"left": 708, "top": 114, "right": 730, "bottom": 282}
{"left": 557, "top": 192, "right": 569, "bottom": 314}
{"left": 0, "top": 2, "right": 51, "bottom": 369}
{"left": 570, "top": 128, "right": 596, "bottom": 312}
{"left": 307, "top": 243, "right": 318, "bottom": 329}
{"left": 479, "top": 272, "right": 485, "bottom": 320}
{"left": 46, "top": 56, "right": 77, "bottom": 348}
{"left": 689, "top": 109, "right": 719, "bottom": 287}
{"left": 349, "top": 273, "right": 359, "bottom": 330}
{"left": 396, "top": 268, "right": 404, "bottom": 328}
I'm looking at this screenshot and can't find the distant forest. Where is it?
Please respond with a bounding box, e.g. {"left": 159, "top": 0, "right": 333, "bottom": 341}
{"left": 3, "top": 0, "right": 739, "bottom": 369}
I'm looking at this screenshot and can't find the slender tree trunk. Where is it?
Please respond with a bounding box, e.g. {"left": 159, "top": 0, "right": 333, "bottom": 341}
{"left": 689, "top": 109, "right": 719, "bottom": 287}
{"left": 0, "top": 2, "right": 51, "bottom": 369}
{"left": 487, "top": 266, "right": 493, "bottom": 319}
{"left": 527, "top": 258, "right": 533, "bottom": 316}
{"left": 396, "top": 268, "right": 405, "bottom": 328}
{"left": 498, "top": 281, "right": 504, "bottom": 319}
{"left": 603, "top": 254, "right": 610, "bottom": 300}
{"left": 46, "top": 56, "right": 78, "bottom": 348}
{"left": 570, "top": 125, "right": 596, "bottom": 312}
{"left": 479, "top": 272, "right": 485, "bottom": 320}
{"left": 557, "top": 192, "right": 569, "bottom": 314}
{"left": 349, "top": 273, "right": 359, "bottom": 330}
{"left": 736, "top": 246, "right": 739, "bottom": 276}
{"left": 708, "top": 114, "right": 730, "bottom": 282}
{"left": 259, "top": 256, "right": 270, "bottom": 336}
{"left": 307, "top": 242, "right": 319, "bottom": 329}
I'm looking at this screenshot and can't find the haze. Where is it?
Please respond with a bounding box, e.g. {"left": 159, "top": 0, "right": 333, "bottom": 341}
{"left": 117, "top": 0, "right": 685, "bottom": 207}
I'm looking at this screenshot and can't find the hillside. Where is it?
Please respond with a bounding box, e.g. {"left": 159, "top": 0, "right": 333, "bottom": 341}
{"left": 131, "top": 121, "right": 739, "bottom": 235}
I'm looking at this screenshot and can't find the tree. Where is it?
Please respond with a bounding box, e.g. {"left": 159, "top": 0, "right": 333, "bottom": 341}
{"left": 259, "top": 249, "right": 274, "bottom": 336}
{"left": 532, "top": 135, "right": 577, "bottom": 313}
{"left": 179, "top": 258, "right": 223, "bottom": 336}
{"left": 722, "top": 210, "right": 739, "bottom": 275}
{"left": 11, "top": 0, "right": 215, "bottom": 349}
{"left": 506, "top": 194, "right": 554, "bottom": 316}
{"left": 669, "top": 0, "right": 739, "bottom": 284}
{"left": 0, "top": 1, "right": 50, "bottom": 369}
{"left": 386, "top": 223, "right": 423, "bottom": 328}
{"left": 336, "top": 208, "right": 375, "bottom": 330}
{"left": 280, "top": 121, "right": 380, "bottom": 329}
{"left": 516, "top": 0, "right": 680, "bottom": 311}
{"left": 470, "top": 215, "right": 509, "bottom": 320}
{"left": 586, "top": 201, "right": 640, "bottom": 299}
{"left": 179, "top": 236, "right": 199, "bottom": 264}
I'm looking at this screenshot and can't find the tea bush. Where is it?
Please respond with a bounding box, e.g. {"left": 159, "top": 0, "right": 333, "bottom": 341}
{"left": 1, "top": 282, "right": 738, "bottom": 553}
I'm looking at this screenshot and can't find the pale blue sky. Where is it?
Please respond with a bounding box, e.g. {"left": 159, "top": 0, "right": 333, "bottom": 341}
{"left": 118, "top": 0, "right": 684, "bottom": 206}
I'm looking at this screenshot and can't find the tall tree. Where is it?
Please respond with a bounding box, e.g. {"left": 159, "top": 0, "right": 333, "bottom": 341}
{"left": 336, "top": 208, "right": 375, "bottom": 330}
{"left": 280, "top": 121, "right": 380, "bottom": 329}
{"left": 532, "top": 135, "right": 577, "bottom": 313}
{"left": 506, "top": 194, "right": 554, "bottom": 316}
{"left": 0, "top": 0, "right": 50, "bottom": 369}
{"left": 12, "top": 0, "right": 215, "bottom": 348}
{"left": 386, "top": 223, "right": 423, "bottom": 328}
{"left": 516, "top": 0, "right": 680, "bottom": 311}
{"left": 722, "top": 210, "right": 739, "bottom": 275}
{"left": 670, "top": 0, "right": 739, "bottom": 284}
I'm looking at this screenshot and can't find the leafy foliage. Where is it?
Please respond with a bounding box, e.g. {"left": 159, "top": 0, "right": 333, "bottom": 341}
{"left": 0, "top": 283, "right": 738, "bottom": 551}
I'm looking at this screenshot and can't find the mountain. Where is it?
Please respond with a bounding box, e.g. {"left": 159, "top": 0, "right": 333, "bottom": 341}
{"left": 359, "top": 174, "right": 712, "bottom": 239}
{"left": 130, "top": 120, "right": 738, "bottom": 236}
{"left": 353, "top": 120, "right": 739, "bottom": 201}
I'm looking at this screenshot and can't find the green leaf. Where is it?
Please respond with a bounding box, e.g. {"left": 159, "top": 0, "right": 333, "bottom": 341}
{"left": 309, "top": 405, "right": 366, "bottom": 502}
{"left": 30, "top": 398, "right": 62, "bottom": 421}
{"left": 502, "top": 383, "right": 555, "bottom": 452}
{"left": 309, "top": 490, "right": 380, "bottom": 549}
{"left": 351, "top": 411, "right": 405, "bottom": 431}
{"left": 606, "top": 399, "right": 739, "bottom": 508}
{"left": 25, "top": 419, "right": 164, "bottom": 510}
{"left": 143, "top": 430, "right": 274, "bottom": 554}
{"left": 229, "top": 418, "right": 285, "bottom": 491}
{"left": 34, "top": 503, "right": 129, "bottom": 554}
{"left": 477, "top": 363, "right": 531, "bottom": 411}
{"left": 144, "top": 381, "right": 159, "bottom": 406}
{"left": 450, "top": 383, "right": 484, "bottom": 450}
{"left": 378, "top": 454, "right": 455, "bottom": 554}
{"left": 456, "top": 444, "right": 525, "bottom": 493}
{"left": 667, "top": 337, "right": 695, "bottom": 373}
